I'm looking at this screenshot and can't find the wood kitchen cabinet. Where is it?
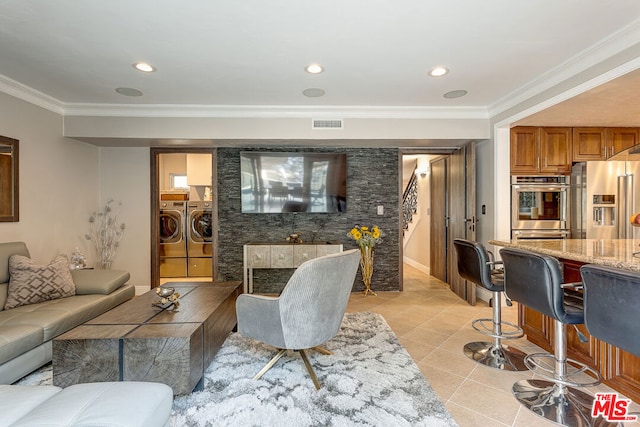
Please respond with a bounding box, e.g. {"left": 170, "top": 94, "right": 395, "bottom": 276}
{"left": 510, "top": 127, "right": 538, "bottom": 174}
{"left": 572, "top": 127, "right": 606, "bottom": 161}
{"left": 606, "top": 127, "right": 638, "bottom": 158}
{"left": 510, "top": 126, "right": 572, "bottom": 174}
{"left": 572, "top": 127, "right": 638, "bottom": 161}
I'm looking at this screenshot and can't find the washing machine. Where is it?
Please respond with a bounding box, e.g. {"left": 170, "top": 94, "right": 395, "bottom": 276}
{"left": 187, "top": 201, "right": 213, "bottom": 277}
{"left": 159, "top": 201, "right": 187, "bottom": 277}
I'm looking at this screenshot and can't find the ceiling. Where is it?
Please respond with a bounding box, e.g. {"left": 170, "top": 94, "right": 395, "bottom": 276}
{"left": 514, "top": 67, "right": 640, "bottom": 127}
{"left": 1, "top": 1, "right": 640, "bottom": 129}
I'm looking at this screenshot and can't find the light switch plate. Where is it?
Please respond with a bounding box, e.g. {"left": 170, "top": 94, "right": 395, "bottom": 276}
{"left": 377, "top": 205, "right": 384, "bottom": 215}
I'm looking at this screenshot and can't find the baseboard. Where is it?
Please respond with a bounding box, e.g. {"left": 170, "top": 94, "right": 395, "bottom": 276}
{"left": 403, "top": 257, "right": 430, "bottom": 275}
{"left": 475, "top": 286, "right": 491, "bottom": 303}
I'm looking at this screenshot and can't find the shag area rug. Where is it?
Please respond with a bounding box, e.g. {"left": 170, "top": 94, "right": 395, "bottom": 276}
{"left": 18, "top": 312, "right": 457, "bottom": 427}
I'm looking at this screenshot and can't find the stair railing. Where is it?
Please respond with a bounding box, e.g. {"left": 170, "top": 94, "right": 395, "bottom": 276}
{"left": 402, "top": 167, "right": 419, "bottom": 234}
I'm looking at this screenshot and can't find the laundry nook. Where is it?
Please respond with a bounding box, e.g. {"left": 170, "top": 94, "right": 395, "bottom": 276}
{"left": 159, "top": 153, "right": 213, "bottom": 280}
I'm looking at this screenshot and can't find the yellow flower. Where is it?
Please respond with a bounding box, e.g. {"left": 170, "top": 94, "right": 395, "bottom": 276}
{"left": 347, "top": 225, "right": 382, "bottom": 246}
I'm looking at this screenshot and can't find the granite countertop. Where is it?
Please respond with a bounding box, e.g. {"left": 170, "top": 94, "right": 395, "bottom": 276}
{"left": 488, "top": 239, "right": 640, "bottom": 272}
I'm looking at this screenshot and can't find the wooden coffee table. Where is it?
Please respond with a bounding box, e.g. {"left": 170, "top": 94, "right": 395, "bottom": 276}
{"left": 53, "top": 281, "right": 241, "bottom": 395}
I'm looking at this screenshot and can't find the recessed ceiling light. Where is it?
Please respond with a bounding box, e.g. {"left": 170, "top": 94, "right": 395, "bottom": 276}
{"left": 428, "top": 66, "right": 449, "bottom": 77}
{"left": 303, "top": 88, "right": 325, "bottom": 97}
{"left": 305, "top": 64, "right": 324, "bottom": 74}
{"left": 133, "top": 62, "right": 156, "bottom": 73}
{"left": 444, "top": 89, "right": 467, "bottom": 99}
{"left": 115, "top": 87, "right": 143, "bottom": 97}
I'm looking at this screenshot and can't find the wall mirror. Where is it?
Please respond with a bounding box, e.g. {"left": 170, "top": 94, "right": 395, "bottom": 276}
{"left": 0, "top": 136, "right": 19, "bottom": 222}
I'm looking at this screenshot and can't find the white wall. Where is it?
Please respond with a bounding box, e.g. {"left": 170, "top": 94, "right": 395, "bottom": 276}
{"left": 0, "top": 92, "right": 100, "bottom": 262}
{"left": 98, "top": 147, "right": 151, "bottom": 290}
{"left": 475, "top": 139, "right": 494, "bottom": 246}
{"left": 403, "top": 156, "right": 432, "bottom": 271}
{"left": 64, "top": 116, "right": 490, "bottom": 141}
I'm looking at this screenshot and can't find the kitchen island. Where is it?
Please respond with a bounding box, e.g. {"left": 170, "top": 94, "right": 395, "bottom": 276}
{"left": 489, "top": 238, "right": 640, "bottom": 272}
{"left": 488, "top": 238, "right": 640, "bottom": 403}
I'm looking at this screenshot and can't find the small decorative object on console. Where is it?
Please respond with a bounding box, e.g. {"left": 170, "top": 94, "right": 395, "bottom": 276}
{"left": 347, "top": 225, "right": 383, "bottom": 296}
{"left": 285, "top": 232, "right": 303, "bottom": 244}
{"left": 152, "top": 287, "right": 180, "bottom": 310}
{"left": 69, "top": 247, "right": 87, "bottom": 270}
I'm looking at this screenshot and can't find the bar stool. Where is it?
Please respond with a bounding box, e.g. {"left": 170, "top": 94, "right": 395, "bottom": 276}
{"left": 580, "top": 264, "right": 640, "bottom": 357}
{"left": 500, "top": 247, "right": 603, "bottom": 426}
{"left": 453, "top": 239, "right": 527, "bottom": 371}
{"left": 581, "top": 264, "right": 640, "bottom": 424}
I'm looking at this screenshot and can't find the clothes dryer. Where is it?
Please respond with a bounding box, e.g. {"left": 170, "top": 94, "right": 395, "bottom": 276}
{"left": 187, "top": 201, "right": 213, "bottom": 277}
{"left": 159, "top": 201, "right": 187, "bottom": 277}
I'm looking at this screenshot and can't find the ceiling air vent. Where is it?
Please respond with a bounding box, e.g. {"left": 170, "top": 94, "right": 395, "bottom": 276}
{"left": 312, "top": 119, "right": 343, "bottom": 130}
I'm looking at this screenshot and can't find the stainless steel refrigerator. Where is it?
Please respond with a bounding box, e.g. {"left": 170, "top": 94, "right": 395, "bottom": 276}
{"left": 571, "top": 161, "right": 639, "bottom": 239}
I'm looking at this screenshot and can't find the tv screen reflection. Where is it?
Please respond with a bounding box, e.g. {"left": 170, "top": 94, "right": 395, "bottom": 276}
{"left": 240, "top": 152, "right": 347, "bottom": 213}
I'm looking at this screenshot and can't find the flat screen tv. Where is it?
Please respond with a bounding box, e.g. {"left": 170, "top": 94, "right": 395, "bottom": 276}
{"left": 240, "top": 152, "right": 347, "bottom": 213}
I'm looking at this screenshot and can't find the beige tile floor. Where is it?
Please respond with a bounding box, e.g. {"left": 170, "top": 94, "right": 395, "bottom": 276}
{"left": 346, "top": 264, "right": 640, "bottom": 427}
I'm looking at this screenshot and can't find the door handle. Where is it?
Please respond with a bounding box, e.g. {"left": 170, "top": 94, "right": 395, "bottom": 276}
{"left": 464, "top": 216, "right": 478, "bottom": 231}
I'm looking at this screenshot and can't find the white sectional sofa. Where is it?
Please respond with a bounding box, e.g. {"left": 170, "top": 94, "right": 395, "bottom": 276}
{"left": 1, "top": 382, "right": 173, "bottom": 426}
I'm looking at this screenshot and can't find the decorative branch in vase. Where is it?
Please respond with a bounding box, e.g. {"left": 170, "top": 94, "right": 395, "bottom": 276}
{"left": 85, "top": 200, "right": 126, "bottom": 270}
{"left": 347, "top": 224, "right": 383, "bottom": 296}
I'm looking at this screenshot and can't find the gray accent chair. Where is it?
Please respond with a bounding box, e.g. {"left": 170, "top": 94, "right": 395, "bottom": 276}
{"left": 236, "top": 248, "right": 360, "bottom": 389}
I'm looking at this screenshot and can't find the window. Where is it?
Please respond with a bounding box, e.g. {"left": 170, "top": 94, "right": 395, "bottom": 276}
{"left": 170, "top": 174, "right": 189, "bottom": 190}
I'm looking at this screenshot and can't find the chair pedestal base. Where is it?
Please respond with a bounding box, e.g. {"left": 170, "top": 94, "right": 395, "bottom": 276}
{"left": 463, "top": 341, "right": 528, "bottom": 371}
{"left": 513, "top": 379, "right": 615, "bottom": 427}
{"left": 253, "top": 346, "right": 332, "bottom": 390}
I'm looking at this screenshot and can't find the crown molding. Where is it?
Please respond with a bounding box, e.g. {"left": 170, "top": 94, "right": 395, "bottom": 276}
{"left": 0, "top": 74, "right": 64, "bottom": 115}
{"left": 0, "top": 72, "right": 488, "bottom": 120}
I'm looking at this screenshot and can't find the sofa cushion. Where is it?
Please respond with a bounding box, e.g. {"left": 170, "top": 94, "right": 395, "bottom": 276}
{"left": 0, "top": 286, "right": 135, "bottom": 341}
{"left": 0, "top": 325, "right": 44, "bottom": 365}
{"left": 0, "top": 242, "right": 30, "bottom": 310}
{"left": 0, "top": 242, "right": 30, "bottom": 284}
{"left": 5, "top": 255, "right": 76, "bottom": 310}
{"left": 70, "top": 269, "right": 130, "bottom": 295}
{"left": 0, "top": 384, "right": 62, "bottom": 425}
{"left": 7, "top": 382, "right": 173, "bottom": 427}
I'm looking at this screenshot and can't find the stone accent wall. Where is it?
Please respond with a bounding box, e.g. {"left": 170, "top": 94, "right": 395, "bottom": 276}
{"left": 217, "top": 147, "right": 400, "bottom": 294}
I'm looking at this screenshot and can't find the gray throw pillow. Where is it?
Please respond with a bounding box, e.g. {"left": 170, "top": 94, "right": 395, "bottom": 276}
{"left": 5, "top": 254, "right": 76, "bottom": 310}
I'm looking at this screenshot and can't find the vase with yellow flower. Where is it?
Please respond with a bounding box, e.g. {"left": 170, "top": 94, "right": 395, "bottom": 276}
{"left": 347, "top": 224, "right": 383, "bottom": 296}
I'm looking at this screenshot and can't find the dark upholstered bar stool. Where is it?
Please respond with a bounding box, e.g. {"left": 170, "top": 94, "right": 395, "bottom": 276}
{"left": 500, "top": 248, "right": 603, "bottom": 426}
{"left": 581, "top": 265, "right": 640, "bottom": 425}
{"left": 580, "top": 264, "right": 640, "bottom": 357}
{"left": 453, "top": 239, "right": 527, "bottom": 371}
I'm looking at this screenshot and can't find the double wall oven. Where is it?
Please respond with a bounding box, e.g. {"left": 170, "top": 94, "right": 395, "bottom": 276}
{"left": 511, "top": 176, "right": 570, "bottom": 240}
